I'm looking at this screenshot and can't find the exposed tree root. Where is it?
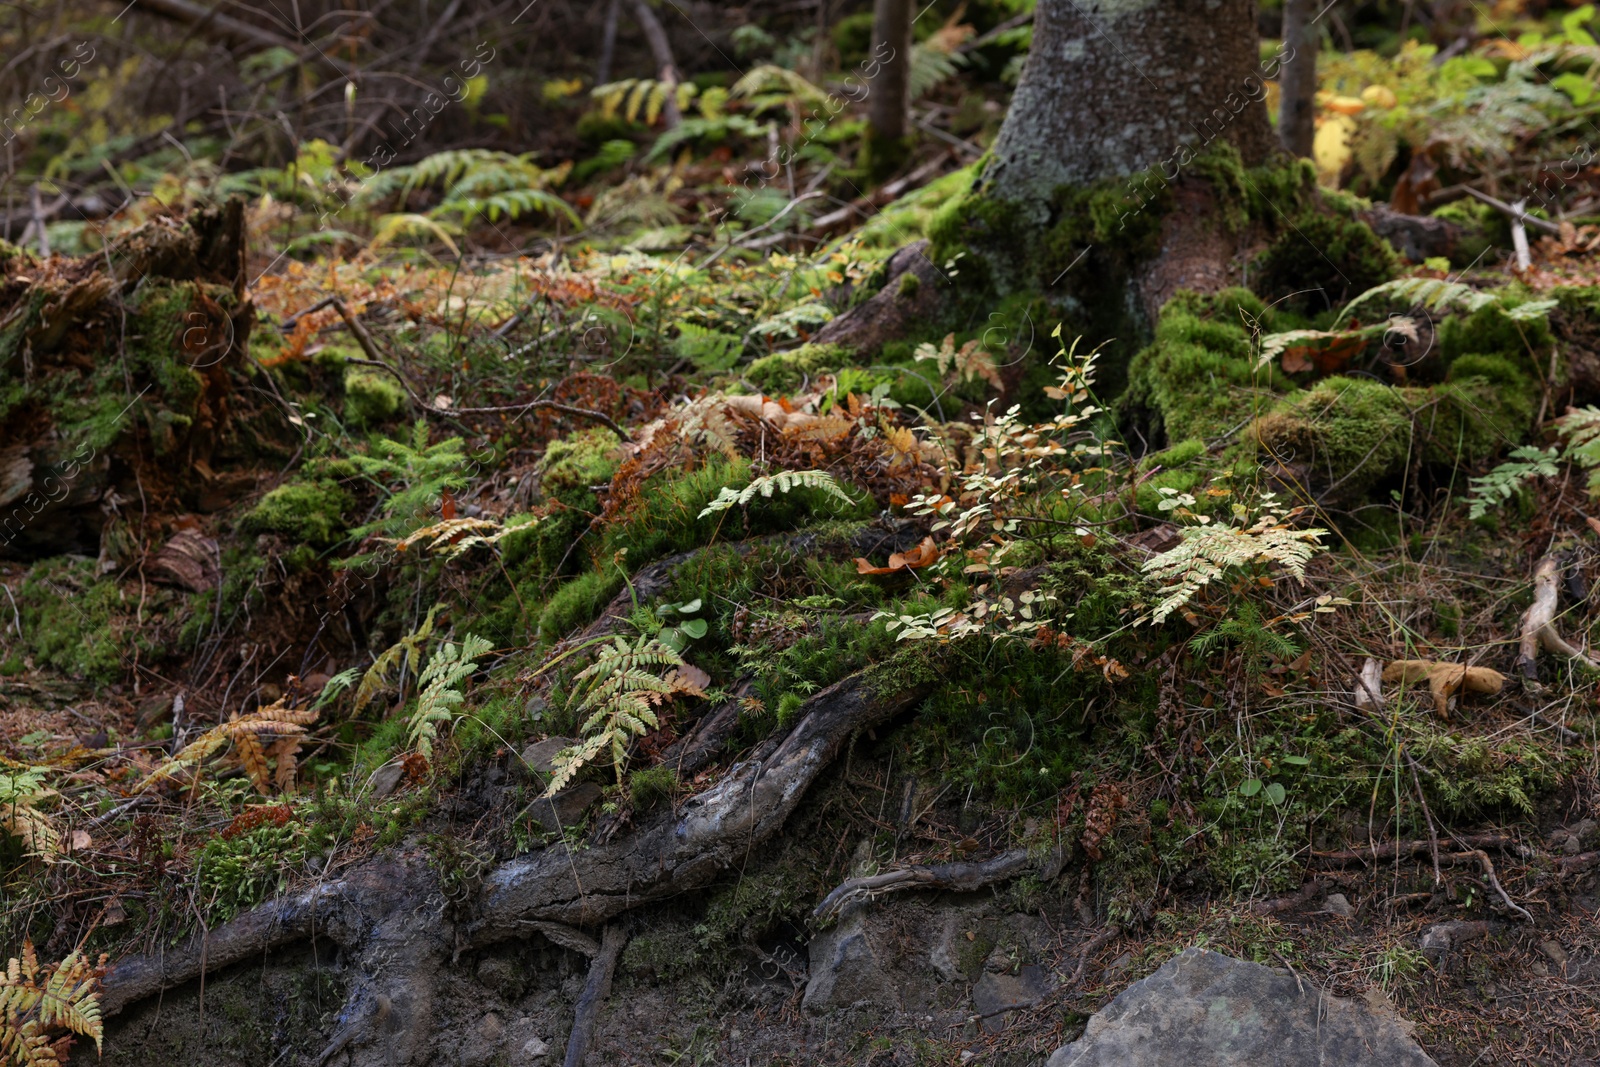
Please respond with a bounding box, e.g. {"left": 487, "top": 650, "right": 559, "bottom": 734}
{"left": 561, "top": 924, "right": 627, "bottom": 1067}
{"left": 811, "top": 240, "right": 951, "bottom": 357}
{"left": 469, "top": 670, "right": 934, "bottom": 938}
{"left": 1310, "top": 832, "right": 1520, "bottom": 866}
{"left": 1518, "top": 555, "right": 1600, "bottom": 681}
{"left": 812, "top": 846, "right": 1064, "bottom": 923}
{"left": 99, "top": 666, "right": 936, "bottom": 1066}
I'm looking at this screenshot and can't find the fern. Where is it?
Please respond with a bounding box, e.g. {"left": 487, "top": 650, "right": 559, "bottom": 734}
{"left": 672, "top": 322, "right": 743, "bottom": 372}
{"left": 353, "top": 148, "right": 579, "bottom": 228}
{"left": 546, "top": 635, "right": 703, "bottom": 794}
{"left": 748, "top": 302, "right": 834, "bottom": 341}
{"left": 1188, "top": 601, "right": 1301, "bottom": 675}
{"left": 1335, "top": 277, "right": 1556, "bottom": 327}
{"left": 353, "top": 604, "right": 444, "bottom": 715}
{"left": 573, "top": 139, "right": 638, "bottom": 182}
{"left": 1142, "top": 497, "right": 1329, "bottom": 624}
{"left": 1466, "top": 445, "right": 1560, "bottom": 519}
{"left": 137, "top": 698, "right": 318, "bottom": 796}
{"left": 368, "top": 212, "right": 462, "bottom": 255}
{"left": 0, "top": 769, "right": 56, "bottom": 862}
{"left": 0, "top": 943, "right": 105, "bottom": 1067}
{"left": 407, "top": 634, "right": 492, "bottom": 760}
{"left": 698, "top": 469, "right": 856, "bottom": 518}
{"left": 729, "top": 64, "right": 831, "bottom": 112}
{"left": 1557, "top": 405, "right": 1600, "bottom": 496}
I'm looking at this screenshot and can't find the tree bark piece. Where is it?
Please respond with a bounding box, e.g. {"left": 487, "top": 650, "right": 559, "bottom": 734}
{"left": 1518, "top": 554, "right": 1600, "bottom": 681}
{"left": 1278, "top": 0, "right": 1317, "bottom": 157}
{"left": 1354, "top": 657, "right": 1384, "bottom": 711}
{"left": 812, "top": 846, "right": 1063, "bottom": 923}
{"left": 562, "top": 924, "right": 627, "bottom": 1067}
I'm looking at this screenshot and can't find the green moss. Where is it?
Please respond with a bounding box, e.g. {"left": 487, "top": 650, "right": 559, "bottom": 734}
{"left": 1252, "top": 212, "right": 1399, "bottom": 313}
{"left": 1251, "top": 369, "right": 1536, "bottom": 501}
{"left": 745, "top": 343, "right": 852, "bottom": 394}
{"left": 241, "top": 481, "right": 354, "bottom": 547}
{"left": 1120, "top": 288, "right": 1285, "bottom": 447}
{"left": 17, "top": 558, "right": 127, "bottom": 682}
{"left": 342, "top": 368, "right": 406, "bottom": 427}
{"left": 537, "top": 568, "right": 624, "bottom": 641}
{"left": 629, "top": 765, "right": 678, "bottom": 809}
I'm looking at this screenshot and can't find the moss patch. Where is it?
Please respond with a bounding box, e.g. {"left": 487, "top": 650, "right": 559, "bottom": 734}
{"left": 240, "top": 481, "right": 354, "bottom": 547}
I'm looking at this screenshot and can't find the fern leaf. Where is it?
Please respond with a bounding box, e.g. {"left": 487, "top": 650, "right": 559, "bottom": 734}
{"left": 697, "top": 469, "right": 856, "bottom": 518}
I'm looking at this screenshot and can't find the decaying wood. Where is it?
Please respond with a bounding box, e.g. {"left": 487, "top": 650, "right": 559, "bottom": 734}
{"left": 812, "top": 846, "right": 1063, "bottom": 923}
{"left": 561, "top": 924, "right": 627, "bottom": 1067}
{"left": 1518, "top": 555, "right": 1600, "bottom": 681}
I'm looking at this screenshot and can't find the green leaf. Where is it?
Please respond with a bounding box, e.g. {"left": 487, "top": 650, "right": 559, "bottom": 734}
{"left": 677, "top": 599, "right": 703, "bottom": 614}
{"left": 1280, "top": 755, "right": 1310, "bottom": 766}
{"left": 1265, "top": 782, "right": 1287, "bottom": 805}
{"left": 657, "top": 628, "right": 688, "bottom": 653}
{"left": 1555, "top": 72, "right": 1594, "bottom": 106}
{"left": 1239, "top": 778, "right": 1263, "bottom": 797}
{"left": 679, "top": 618, "right": 708, "bottom": 640}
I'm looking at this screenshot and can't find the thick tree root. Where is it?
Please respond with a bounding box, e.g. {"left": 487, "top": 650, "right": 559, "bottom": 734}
{"left": 1310, "top": 832, "right": 1521, "bottom": 866}
{"left": 469, "top": 671, "right": 933, "bottom": 939}
{"left": 812, "top": 847, "right": 1064, "bottom": 923}
{"left": 561, "top": 924, "right": 628, "bottom": 1067}
{"left": 1518, "top": 555, "right": 1600, "bottom": 681}
{"left": 99, "top": 667, "right": 935, "bottom": 1067}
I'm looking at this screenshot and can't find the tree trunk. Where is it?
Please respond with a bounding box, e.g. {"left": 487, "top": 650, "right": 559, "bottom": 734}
{"left": 1279, "top": 0, "right": 1318, "bottom": 157}
{"left": 626, "top": 0, "right": 681, "bottom": 129}
{"left": 866, "top": 0, "right": 913, "bottom": 144}
{"left": 985, "top": 0, "right": 1274, "bottom": 213}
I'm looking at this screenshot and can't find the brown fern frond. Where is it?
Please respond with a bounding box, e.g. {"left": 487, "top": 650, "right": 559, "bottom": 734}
{"left": 233, "top": 732, "right": 270, "bottom": 794}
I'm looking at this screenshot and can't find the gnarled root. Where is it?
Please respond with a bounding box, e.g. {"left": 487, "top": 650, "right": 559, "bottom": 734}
{"left": 812, "top": 847, "right": 1064, "bottom": 924}
{"left": 561, "top": 924, "right": 628, "bottom": 1067}
{"left": 1519, "top": 554, "right": 1600, "bottom": 682}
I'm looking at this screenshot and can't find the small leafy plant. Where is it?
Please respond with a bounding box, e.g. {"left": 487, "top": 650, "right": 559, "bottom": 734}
{"left": 406, "top": 633, "right": 492, "bottom": 760}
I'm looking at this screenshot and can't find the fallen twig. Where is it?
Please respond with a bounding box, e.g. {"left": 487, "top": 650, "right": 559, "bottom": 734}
{"left": 1064, "top": 925, "right": 1122, "bottom": 989}
{"left": 1460, "top": 185, "right": 1561, "bottom": 237}
{"left": 1446, "top": 847, "right": 1533, "bottom": 923}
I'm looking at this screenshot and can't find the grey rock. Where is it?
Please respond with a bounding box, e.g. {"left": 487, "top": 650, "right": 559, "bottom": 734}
{"left": 528, "top": 782, "right": 603, "bottom": 833}
{"left": 518, "top": 1035, "right": 550, "bottom": 1062}
{"left": 972, "top": 965, "right": 1049, "bottom": 1033}
{"left": 519, "top": 737, "right": 573, "bottom": 783}
{"left": 1323, "top": 892, "right": 1354, "bottom": 918}
{"left": 458, "top": 1011, "right": 506, "bottom": 1066}
{"left": 1043, "top": 948, "right": 1437, "bottom": 1067}
{"left": 803, "top": 907, "right": 902, "bottom": 1014}
{"left": 367, "top": 761, "right": 405, "bottom": 799}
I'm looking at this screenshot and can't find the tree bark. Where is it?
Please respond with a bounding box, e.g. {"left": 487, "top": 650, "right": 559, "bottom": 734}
{"left": 596, "top": 0, "right": 621, "bottom": 85}
{"left": 1279, "top": 0, "right": 1318, "bottom": 157}
{"left": 985, "top": 0, "right": 1274, "bottom": 213}
{"left": 867, "top": 0, "right": 913, "bottom": 144}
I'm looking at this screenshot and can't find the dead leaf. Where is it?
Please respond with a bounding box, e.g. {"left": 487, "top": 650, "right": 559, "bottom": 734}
{"left": 854, "top": 536, "right": 941, "bottom": 575}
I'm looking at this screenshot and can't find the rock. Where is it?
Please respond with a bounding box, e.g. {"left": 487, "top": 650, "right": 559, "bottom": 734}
{"left": 519, "top": 736, "right": 573, "bottom": 783}
{"left": 1323, "top": 892, "right": 1354, "bottom": 918}
{"left": 972, "top": 965, "right": 1049, "bottom": 1033}
{"left": 1100, "top": 952, "right": 1134, "bottom": 985}
{"left": 459, "top": 1011, "right": 506, "bottom": 1066}
{"left": 367, "top": 760, "right": 405, "bottom": 799}
{"left": 518, "top": 1035, "right": 550, "bottom": 1062}
{"left": 803, "top": 907, "right": 902, "bottom": 1014}
{"left": 1043, "top": 948, "right": 1437, "bottom": 1066}
{"left": 1537, "top": 940, "right": 1569, "bottom": 968}
{"left": 528, "top": 781, "right": 603, "bottom": 833}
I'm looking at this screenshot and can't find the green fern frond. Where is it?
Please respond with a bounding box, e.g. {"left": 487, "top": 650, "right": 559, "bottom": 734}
{"left": 698, "top": 469, "right": 856, "bottom": 518}
{"left": 672, "top": 322, "right": 743, "bottom": 372}
{"left": 1465, "top": 445, "right": 1559, "bottom": 519}
{"left": 1335, "top": 277, "right": 1556, "bottom": 328}
{"left": 407, "top": 633, "right": 491, "bottom": 759}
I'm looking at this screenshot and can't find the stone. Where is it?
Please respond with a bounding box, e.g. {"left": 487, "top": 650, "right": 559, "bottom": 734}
{"left": 519, "top": 736, "right": 573, "bottom": 783}
{"left": 1323, "top": 892, "right": 1354, "bottom": 918}
{"left": 803, "top": 907, "right": 902, "bottom": 1014}
{"left": 459, "top": 1011, "right": 507, "bottom": 1066}
{"left": 367, "top": 760, "right": 405, "bottom": 799}
{"left": 972, "top": 965, "right": 1049, "bottom": 1033}
{"left": 1537, "top": 940, "right": 1569, "bottom": 968}
{"left": 1043, "top": 948, "right": 1437, "bottom": 1066}
{"left": 528, "top": 782, "right": 603, "bottom": 833}
{"left": 518, "top": 1035, "right": 550, "bottom": 1062}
